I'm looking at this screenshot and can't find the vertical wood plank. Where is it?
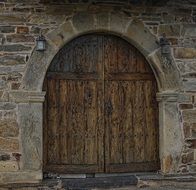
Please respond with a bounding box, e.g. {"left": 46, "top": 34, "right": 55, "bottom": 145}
{"left": 47, "top": 78, "right": 60, "bottom": 164}
{"left": 44, "top": 34, "right": 159, "bottom": 174}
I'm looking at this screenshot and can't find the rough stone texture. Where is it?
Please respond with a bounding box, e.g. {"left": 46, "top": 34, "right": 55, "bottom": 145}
{"left": 0, "top": 45, "right": 32, "bottom": 52}
{"left": 46, "top": 21, "right": 76, "bottom": 49}
{"left": 0, "top": 119, "right": 19, "bottom": 137}
{"left": 174, "top": 48, "right": 196, "bottom": 59}
{"left": 176, "top": 60, "right": 196, "bottom": 74}
{"left": 183, "top": 79, "right": 196, "bottom": 91}
{"left": 21, "top": 43, "right": 57, "bottom": 91}
{"left": 0, "top": 161, "right": 18, "bottom": 172}
{"left": 159, "top": 101, "right": 183, "bottom": 173}
{"left": 72, "top": 12, "right": 95, "bottom": 32}
{"left": 147, "top": 50, "right": 182, "bottom": 91}
{"left": 181, "top": 24, "right": 196, "bottom": 37}
{"left": 192, "top": 123, "right": 196, "bottom": 138}
{"left": 95, "top": 12, "right": 110, "bottom": 30}
{"left": 182, "top": 110, "right": 196, "bottom": 123}
{"left": 16, "top": 26, "right": 29, "bottom": 34}
{"left": 0, "top": 15, "right": 26, "bottom": 23}
{"left": 158, "top": 24, "right": 181, "bottom": 37}
{"left": 0, "top": 154, "right": 10, "bottom": 161}
{"left": 183, "top": 122, "right": 191, "bottom": 138}
{"left": 0, "top": 171, "right": 42, "bottom": 184}
{"left": 18, "top": 103, "right": 43, "bottom": 171}
{"left": 0, "top": 138, "right": 19, "bottom": 152}
{"left": 110, "top": 12, "right": 131, "bottom": 34}
{"left": 0, "top": 0, "right": 195, "bottom": 184}
{"left": 125, "top": 19, "right": 159, "bottom": 56}
{"left": 0, "top": 26, "right": 15, "bottom": 33}
{"left": 6, "top": 35, "right": 34, "bottom": 43}
{"left": 0, "top": 55, "right": 26, "bottom": 66}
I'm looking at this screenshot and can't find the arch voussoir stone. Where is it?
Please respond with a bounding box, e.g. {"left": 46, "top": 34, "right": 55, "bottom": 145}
{"left": 46, "top": 20, "right": 77, "bottom": 50}
{"left": 148, "top": 49, "right": 182, "bottom": 91}
{"left": 21, "top": 41, "right": 58, "bottom": 91}
{"left": 124, "top": 19, "right": 159, "bottom": 56}
{"left": 72, "top": 12, "right": 96, "bottom": 33}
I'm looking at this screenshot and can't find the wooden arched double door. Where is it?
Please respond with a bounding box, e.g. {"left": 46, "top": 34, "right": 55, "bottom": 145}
{"left": 43, "top": 34, "right": 159, "bottom": 174}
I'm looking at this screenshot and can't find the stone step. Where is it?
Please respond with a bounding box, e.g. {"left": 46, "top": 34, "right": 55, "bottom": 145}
{"left": 44, "top": 176, "right": 138, "bottom": 189}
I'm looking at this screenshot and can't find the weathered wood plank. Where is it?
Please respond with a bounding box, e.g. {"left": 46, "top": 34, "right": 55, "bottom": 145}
{"left": 43, "top": 34, "right": 159, "bottom": 174}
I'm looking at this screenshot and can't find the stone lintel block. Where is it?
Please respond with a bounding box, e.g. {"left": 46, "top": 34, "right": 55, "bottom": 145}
{"left": 0, "top": 171, "right": 42, "bottom": 184}
{"left": 125, "top": 19, "right": 159, "bottom": 56}
{"left": 174, "top": 47, "right": 196, "bottom": 59}
{"left": 9, "top": 91, "right": 46, "bottom": 103}
{"left": 46, "top": 21, "right": 76, "bottom": 49}
{"left": 0, "top": 161, "right": 18, "bottom": 172}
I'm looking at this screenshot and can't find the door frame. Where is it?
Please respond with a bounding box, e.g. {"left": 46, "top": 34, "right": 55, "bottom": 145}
{"left": 7, "top": 11, "right": 183, "bottom": 183}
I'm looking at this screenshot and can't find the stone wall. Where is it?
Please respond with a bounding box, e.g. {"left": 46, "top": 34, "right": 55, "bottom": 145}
{"left": 0, "top": 0, "right": 195, "bottom": 184}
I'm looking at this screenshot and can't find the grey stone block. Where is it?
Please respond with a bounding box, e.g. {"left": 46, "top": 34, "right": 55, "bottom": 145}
{"left": 0, "top": 55, "right": 26, "bottom": 66}
{"left": 0, "top": 26, "right": 15, "bottom": 33}
{"left": 0, "top": 45, "right": 32, "bottom": 52}
{"left": 18, "top": 103, "right": 43, "bottom": 171}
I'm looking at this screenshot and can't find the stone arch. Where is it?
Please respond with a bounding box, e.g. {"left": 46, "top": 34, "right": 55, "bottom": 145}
{"left": 15, "top": 12, "right": 184, "bottom": 178}
{"left": 20, "top": 12, "right": 181, "bottom": 92}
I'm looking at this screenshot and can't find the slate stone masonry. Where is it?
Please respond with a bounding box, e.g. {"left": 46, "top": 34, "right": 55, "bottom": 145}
{"left": 0, "top": 0, "right": 195, "bottom": 184}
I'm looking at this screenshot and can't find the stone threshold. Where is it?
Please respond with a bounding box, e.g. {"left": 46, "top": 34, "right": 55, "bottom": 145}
{"left": 0, "top": 173, "right": 196, "bottom": 189}
{"left": 0, "top": 175, "right": 137, "bottom": 189}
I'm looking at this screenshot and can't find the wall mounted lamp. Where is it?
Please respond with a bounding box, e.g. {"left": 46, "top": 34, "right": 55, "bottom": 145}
{"left": 36, "top": 34, "right": 46, "bottom": 51}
